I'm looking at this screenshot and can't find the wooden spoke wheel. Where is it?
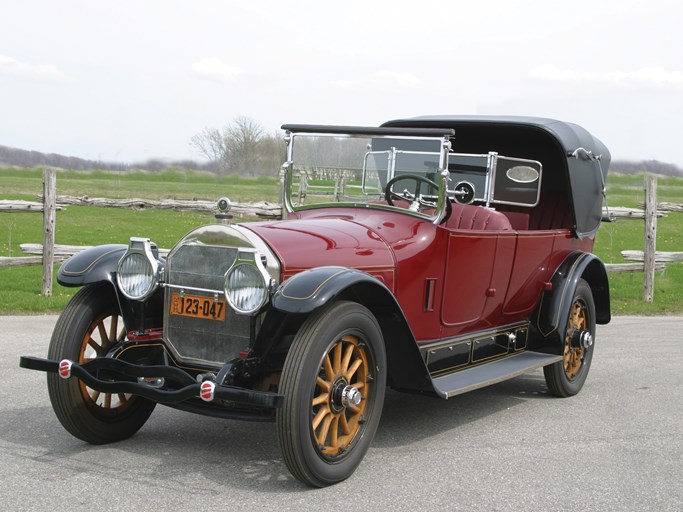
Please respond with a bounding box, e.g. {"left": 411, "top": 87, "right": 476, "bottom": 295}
{"left": 311, "top": 334, "right": 369, "bottom": 459}
{"left": 277, "top": 301, "right": 386, "bottom": 487}
{"left": 77, "top": 311, "right": 134, "bottom": 415}
{"left": 544, "top": 278, "right": 596, "bottom": 397}
{"left": 47, "top": 283, "right": 155, "bottom": 444}
{"left": 564, "top": 301, "right": 588, "bottom": 379}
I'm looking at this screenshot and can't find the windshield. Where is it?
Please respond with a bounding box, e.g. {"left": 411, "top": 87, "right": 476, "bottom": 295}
{"left": 283, "top": 130, "right": 449, "bottom": 221}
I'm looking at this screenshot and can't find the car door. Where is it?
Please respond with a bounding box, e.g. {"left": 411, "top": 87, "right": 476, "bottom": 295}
{"left": 439, "top": 204, "right": 515, "bottom": 332}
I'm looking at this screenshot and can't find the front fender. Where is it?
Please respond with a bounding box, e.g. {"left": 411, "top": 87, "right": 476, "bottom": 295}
{"left": 272, "top": 266, "right": 391, "bottom": 314}
{"left": 533, "top": 251, "right": 610, "bottom": 345}
{"left": 57, "top": 244, "right": 166, "bottom": 332}
{"left": 57, "top": 244, "right": 128, "bottom": 286}
{"left": 271, "top": 266, "right": 433, "bottom": 393}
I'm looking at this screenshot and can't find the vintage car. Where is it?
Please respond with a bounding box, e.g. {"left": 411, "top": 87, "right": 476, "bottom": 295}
{"left": 21, "top": 116, "right": 611, "bottom": 487}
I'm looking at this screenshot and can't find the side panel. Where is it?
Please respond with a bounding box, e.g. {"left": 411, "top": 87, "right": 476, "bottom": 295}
{"left": 441, "top": 232, "right": 515, "bottom": 329}
{"left": 502, "top": 233, "right": 557, "bottom": 315}
{"left": 502, "top": 231, "right": 594, "bottom": 318}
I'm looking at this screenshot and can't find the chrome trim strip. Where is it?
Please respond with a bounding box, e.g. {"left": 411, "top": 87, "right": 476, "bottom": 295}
{"left": 420, "top": 321, "right": 530, "bottom": 354}
{"left": 162, "top": 283, "right": 223, "bottom": 295}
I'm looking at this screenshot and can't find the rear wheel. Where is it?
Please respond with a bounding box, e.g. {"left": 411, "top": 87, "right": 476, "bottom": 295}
{"left": 47, "top": 283, "right": 156, "bottom": 444}
{"left": 544, "top": 279, "right": 596, "bottom": 397}
{"left": 277, "top": 301, "right": 386, "bottom": 487}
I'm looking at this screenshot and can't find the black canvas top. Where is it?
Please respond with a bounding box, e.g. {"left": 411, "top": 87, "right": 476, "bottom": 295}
{"left": 382, "top": 116, "right": 611, "bottom": 238}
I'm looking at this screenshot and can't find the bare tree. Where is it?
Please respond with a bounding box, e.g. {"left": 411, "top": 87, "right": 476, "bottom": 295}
{"left": 225, "top": 116, "right": 264, "bottom": 176}
{"left": 259, "top": 130, "right": 287, "bottom": 176}
{"left": 189, "top": 127, "right": 229, "bottom": 172}
{"left": 190, "top": 117, "right": 285, "bottom": 176}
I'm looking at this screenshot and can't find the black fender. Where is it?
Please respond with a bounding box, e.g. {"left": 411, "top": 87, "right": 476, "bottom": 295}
{"left": 532, "top": 251, "right": 611, "bottom": 350}
{"left": 271, "top": 266, "right": 433, "bottom": 393}
{"left": 57, "top": 244, "right": 128, "bottom": 286}
{"left": 272, "top": 266, "right": 392, "bottom": 314}
{"left": 57, "top": 244, "right": 165, "bottom": 332}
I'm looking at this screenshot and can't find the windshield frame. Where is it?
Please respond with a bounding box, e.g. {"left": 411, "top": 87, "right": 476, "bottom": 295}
{"left": 280, "top": 125, "right": 454, "bottom": 224}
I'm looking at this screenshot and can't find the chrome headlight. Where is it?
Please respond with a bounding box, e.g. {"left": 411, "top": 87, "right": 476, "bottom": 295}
{"left": 116, "top": 237, "right": 160, "bottom": 301}
{"left": 224, "top": 250, "right": 270, "bottom": 315}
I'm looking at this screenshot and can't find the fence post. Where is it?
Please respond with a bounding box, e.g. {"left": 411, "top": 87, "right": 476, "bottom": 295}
{"left": 42, "top": 168, "right": 56, "bottom": 296}
{"left": 643, "top": 174, "right": 657, "bottom": 302}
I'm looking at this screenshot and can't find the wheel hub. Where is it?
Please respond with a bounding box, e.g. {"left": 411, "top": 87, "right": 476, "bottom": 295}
{"left": 570, "top": 329, "right": 593, "bottom": 350}
{"left": 341, "top": 385, "right": 362, "bottom": 408}
{"left": 330, "top": 377, "right": 361, "bottom": 413}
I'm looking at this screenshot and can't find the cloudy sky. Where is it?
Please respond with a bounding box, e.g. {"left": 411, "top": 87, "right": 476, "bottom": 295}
{"left": 2, "top": 0, "right": 682, "bottom": 166}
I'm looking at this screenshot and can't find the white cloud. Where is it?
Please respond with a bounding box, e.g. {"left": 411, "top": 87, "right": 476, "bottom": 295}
{"left": 332, "top": 69, "right": 421, "bottom": 90}
{"left": 0, "top": 55, "right": 64, "bottom": 81}
{"left": 530, "top": 65, "right": 683, "bottom": 90}
{"left": 192, "top": 58, "right": 244, "bottom": 82}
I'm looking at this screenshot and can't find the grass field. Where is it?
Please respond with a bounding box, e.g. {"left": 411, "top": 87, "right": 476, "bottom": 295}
{"left": 1, "top": 167, "right": 681, "bottom": 314}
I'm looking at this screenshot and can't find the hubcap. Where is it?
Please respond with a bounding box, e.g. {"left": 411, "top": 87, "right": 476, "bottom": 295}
{"left": 341, "top": 385, "right": 362, "bottom": 408}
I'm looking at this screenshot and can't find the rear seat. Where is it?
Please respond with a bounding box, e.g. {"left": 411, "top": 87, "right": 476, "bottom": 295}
{"left": 493, "top": 198, "right": 573, "bottom": 231}
{"left": 445, "top": 203, "right": 513, "bottom": 231}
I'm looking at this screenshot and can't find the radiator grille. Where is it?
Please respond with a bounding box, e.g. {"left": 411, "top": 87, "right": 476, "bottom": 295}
{"left": 163, "top": 244, "right": 251, "bottom": 368}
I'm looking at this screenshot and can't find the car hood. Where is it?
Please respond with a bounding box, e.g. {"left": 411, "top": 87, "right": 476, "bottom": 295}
{"left": 244, "top": 217, "right": 396, "bottom": 279}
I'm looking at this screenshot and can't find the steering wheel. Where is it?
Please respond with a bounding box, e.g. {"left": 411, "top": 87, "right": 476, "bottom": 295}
{"left": 385, "top": 174, "right": 440, "bottom": 210}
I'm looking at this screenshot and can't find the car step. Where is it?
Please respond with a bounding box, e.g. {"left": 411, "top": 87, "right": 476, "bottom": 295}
{"left": 431, "top": 351, "right": 562, "bottom": 398}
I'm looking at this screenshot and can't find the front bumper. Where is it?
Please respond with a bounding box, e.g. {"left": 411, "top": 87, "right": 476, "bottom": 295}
{"left": 19, "top": 356, "right": 284, "bottom": 409}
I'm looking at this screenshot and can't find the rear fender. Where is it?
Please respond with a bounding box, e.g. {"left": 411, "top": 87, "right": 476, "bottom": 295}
{"left": 532, "top": 252, "right": 610, "bottom": 350}
{"left": 271, "top": 267, "right": 433, "bottom": 393}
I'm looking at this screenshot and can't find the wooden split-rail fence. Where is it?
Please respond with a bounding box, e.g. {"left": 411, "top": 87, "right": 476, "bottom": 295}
{"left": 1, "top": 169, "right": 681, "bottom": 300}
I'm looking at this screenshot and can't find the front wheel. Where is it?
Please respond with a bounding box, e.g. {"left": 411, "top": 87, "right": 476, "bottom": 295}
{"left": 277, "top": 301, "right": 386, "bottom": 487}
{"left": 544, "top": 278, "right": 596, "bottom": 397}
{"left": 47, "top": 283, "right": 156, "bottom": 444}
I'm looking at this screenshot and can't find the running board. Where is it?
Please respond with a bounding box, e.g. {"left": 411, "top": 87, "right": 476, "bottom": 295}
{"left": 431, "top": 351, "right": 562, "bottom": 399}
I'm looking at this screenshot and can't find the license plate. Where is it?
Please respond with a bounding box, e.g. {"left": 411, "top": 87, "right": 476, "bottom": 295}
{"left": 170, "top": 293, "right": 227, "bottom": 321}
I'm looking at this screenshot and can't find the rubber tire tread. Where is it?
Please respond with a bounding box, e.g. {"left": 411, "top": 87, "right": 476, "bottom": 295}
{"left": 277, "top": 301, "right": 386, "bottom": 487}
{"left": 47, "top": 283, "right": 156, "bottom": 444}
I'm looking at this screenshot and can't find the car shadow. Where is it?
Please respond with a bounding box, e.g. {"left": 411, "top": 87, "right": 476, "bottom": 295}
{"left": 375, "top": 371, "right": 552, "bottom": 448}
{"left": 3, "top": 372, "right": 552, "bottom": 493}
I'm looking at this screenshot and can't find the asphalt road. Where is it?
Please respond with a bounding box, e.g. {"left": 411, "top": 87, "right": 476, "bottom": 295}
{"left": 1, "top": 315, "right": 681, "bottom": 511}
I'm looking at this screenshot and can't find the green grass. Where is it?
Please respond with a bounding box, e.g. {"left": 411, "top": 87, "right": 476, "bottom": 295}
{"left": 592, "top": 172, "right": 683, "bottom": 314}
{"left": 1, "top": 168, "right": 682, "bottom": 314}
{"left": 0, "top": 207, "right": 212, "bottom": 313}
{"left": 0, "top": 167, "right": 279, "bottom": 202}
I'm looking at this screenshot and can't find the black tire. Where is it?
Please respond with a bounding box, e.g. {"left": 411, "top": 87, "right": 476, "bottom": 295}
{"left": 544, "top": 278, "right": 596, "bottom": 397}
{"left": 47, "top": 283, "right": 156, "bottom": 444}
{"left": 277, "top": 301, "right": 386, "bottom": 487}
